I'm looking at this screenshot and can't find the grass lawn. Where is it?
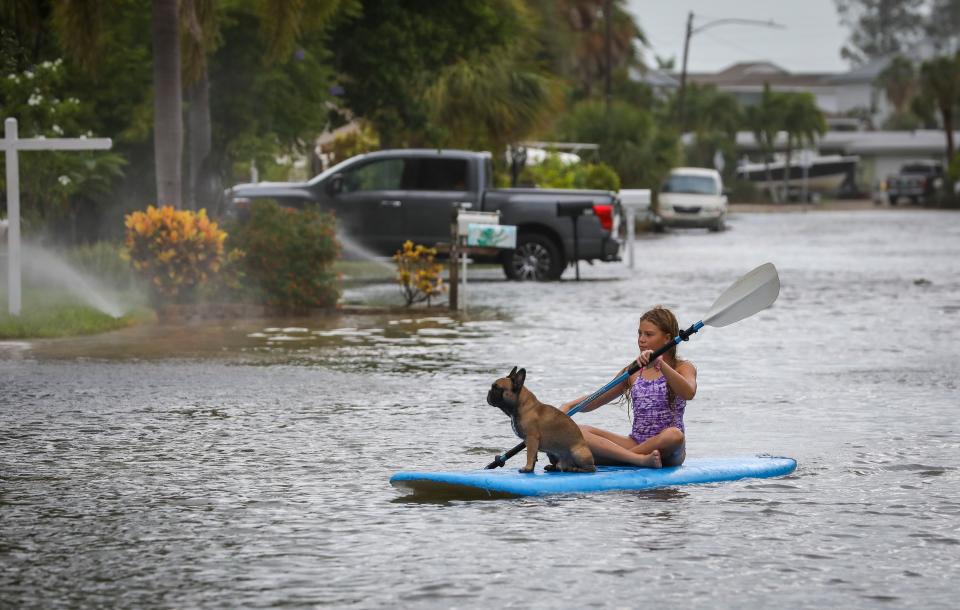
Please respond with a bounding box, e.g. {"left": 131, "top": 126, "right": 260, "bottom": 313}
{"left": 333, "top": 259, "right": 397, "bottom": 283}
{"left": 0, "top": 289, "right": 152, "bottom": 339}
{"left": 333, "top": 258, "right": 502, "bottom": 282}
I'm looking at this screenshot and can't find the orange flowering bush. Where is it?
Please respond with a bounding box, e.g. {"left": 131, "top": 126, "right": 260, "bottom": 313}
{"left": 393, "top": 240, "right": 445, "bottom": 306}
{"left": 123, "top": 205, "right": 228, "bottom": 303}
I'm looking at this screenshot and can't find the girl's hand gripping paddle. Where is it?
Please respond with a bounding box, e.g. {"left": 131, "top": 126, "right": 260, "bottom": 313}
{"left": 484, "top": 262, "right": 781, "bottom": 469}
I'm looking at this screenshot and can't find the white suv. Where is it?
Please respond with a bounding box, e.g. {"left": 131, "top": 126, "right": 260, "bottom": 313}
{"left": 655, "top": 167, "right": 727, "bottom": 231}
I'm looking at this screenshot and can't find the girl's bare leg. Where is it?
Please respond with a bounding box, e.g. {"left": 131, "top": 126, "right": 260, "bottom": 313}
{"left": 630, "top": 427, "right": 685, "bottom": 466}
{"left": 578, "top": 425, "right": 662, "bottom": 468}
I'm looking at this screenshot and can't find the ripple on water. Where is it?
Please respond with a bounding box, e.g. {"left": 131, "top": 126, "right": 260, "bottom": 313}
{"left": 3, "top": 210, "right": 960, "bottom": 607}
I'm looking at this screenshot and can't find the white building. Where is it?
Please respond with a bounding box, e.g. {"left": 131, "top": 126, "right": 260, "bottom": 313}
{"left": 681, "top": 60, "right": 892, "bottom": 129}
{"left": 643, "top": 59, "right": 956, "bottom": 191}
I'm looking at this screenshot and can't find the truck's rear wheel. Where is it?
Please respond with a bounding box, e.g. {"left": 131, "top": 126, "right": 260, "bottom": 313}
{"left": 503, "top": 233, "right": 564, "bottom": 281}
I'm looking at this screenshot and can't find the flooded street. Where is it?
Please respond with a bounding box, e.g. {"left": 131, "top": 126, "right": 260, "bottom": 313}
{"left": 2, "top": 208, "right": 959, "bottom": 608}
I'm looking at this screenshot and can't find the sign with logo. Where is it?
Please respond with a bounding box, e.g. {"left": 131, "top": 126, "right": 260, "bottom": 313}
{"left": 467, "top": 224, "right": 516, "bottom": 248}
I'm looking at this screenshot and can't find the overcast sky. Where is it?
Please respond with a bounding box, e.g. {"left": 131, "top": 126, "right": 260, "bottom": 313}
{"left": 626, "top": 0, "right": 851, "bottom": 74}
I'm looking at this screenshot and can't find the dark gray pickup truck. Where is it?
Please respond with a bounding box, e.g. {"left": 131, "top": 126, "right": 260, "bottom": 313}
{"left": 225, "top": 149, "right": 621, "bottom": 280}
{"left": 885, "top": 161, "right": 944, "bottom": 205}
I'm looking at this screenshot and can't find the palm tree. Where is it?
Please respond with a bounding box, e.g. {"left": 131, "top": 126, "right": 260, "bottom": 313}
{"left": 180, "top": 0, "right": 345, "bottom": 208}
{"left": 424, "top": 49, "right": 563, "bottom": 153}
{"left": 876, "top": 55, "right": 917, "bottom": 115}
{"left": 54, "top": 0, "right": 346, "bottom": 209}
{"left": 680, "top": 84, "right": 741, "bottom": 178}
{"left": 745, "top": 85, "right": 785, "bottom": 202}
{"left": 151, "top": 0, "right": 183, "bottom": 207}
{"left": 540, "top": 0, "right": 647, "bottom": 99}
{"left": 54, "top": 0, "right": 183, "bottom": 207}
{"left": 181, "top": 0, "right": 218, "bottom": 210}
{"left": 919, "top": 53, "right": 960, "bottom": 166}
{"left": 781, "top": 92, "right": 826, "bottom": 201}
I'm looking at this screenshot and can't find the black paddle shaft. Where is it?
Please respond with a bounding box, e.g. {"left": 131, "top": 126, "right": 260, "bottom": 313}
{"left": 483, "top": 323, "right": 701, "bottom": 470}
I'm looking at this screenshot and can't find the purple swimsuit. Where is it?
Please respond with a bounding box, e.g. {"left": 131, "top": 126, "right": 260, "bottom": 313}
{"left": 629, "top": 370, "right": 686, "bottom": 444}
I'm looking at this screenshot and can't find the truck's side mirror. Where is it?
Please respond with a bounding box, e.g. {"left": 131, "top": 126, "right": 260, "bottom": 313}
{"left": 326, "top": 174, "right": 344, "bottom": 196}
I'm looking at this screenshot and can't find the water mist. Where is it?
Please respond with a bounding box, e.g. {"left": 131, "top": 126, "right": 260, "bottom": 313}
{"left": 2, "top": 242, "right": 128, "bottom": 318}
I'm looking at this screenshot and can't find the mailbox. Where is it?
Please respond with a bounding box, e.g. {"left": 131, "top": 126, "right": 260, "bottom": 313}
{"left": 556, "top": 200, "right": 594, "bottom": 281}
{"left": 619, "top": 189, "right": 652, "bottom": 220}
{"left": 618, "top": 189, "right": 652, "bottom": 270}
{"left": 457, "top": 210, "right": 500, "bottom": 236}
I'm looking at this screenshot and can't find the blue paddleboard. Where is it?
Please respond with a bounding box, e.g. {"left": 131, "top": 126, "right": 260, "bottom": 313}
{"left": 390, "top": 455, "right": 797, "bottom": 498}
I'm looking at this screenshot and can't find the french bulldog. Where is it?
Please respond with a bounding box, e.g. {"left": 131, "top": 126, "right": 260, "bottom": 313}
{"left": 486, "top": 367, "right": 596, "bottom": 474}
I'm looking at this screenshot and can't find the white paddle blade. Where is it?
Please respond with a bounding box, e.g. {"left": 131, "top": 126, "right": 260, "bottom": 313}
{"left": 703, "top": 262, "right": 780, "bottom": 328}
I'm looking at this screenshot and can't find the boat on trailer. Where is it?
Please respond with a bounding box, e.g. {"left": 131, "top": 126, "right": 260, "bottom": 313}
{"left": 735, "top": 154, "right": 858, "bottom": 194}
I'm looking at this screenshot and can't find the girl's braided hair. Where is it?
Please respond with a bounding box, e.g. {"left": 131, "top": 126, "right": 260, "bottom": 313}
{"left": 622, "top": 306, "right": 682, "bottom": 420}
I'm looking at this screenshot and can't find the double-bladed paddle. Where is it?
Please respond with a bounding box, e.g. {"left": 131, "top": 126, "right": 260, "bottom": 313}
{"left": 484, "top": 262, "right": 781, "bottom": 469}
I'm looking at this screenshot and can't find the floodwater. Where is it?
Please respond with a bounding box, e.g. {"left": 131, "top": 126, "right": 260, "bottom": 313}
{"left": 2, "top": 209, "right": 959, "bottom": 608}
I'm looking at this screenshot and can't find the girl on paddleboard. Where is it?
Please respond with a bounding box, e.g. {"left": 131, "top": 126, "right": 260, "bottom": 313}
{"left": 561, "top": 306, "right": 696, "bottom": 469}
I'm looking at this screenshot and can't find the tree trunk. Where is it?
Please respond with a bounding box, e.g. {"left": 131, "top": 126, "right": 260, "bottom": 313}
{"left": 152, "top": 0, "right": 183, "bottom": 208}
{"left": 186, "top": 67, "right": 212, "bottom": 211}
{"left": 762, "top": 138, "right": 777, "bottom": 203}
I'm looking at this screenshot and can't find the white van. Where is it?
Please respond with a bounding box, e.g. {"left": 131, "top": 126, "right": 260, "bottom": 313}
{"left": 655, "top": 167, "right": 727, "bottom": 231}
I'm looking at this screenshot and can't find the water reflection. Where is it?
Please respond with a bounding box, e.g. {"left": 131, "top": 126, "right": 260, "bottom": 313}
{"left": 15, "top": 309, "right": 508, "bottom": 373}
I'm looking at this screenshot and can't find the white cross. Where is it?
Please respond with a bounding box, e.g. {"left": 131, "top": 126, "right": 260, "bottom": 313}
{"left": 2, "top": 117, "right": 112, "bottom": 315}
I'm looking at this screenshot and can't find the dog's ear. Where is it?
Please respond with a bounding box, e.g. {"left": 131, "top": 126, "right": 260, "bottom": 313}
{"left": 512, "top": 368, "right": 526, "bottom": 392}
{"left": 509, "top": 366, "right": 518, "bottom": 378}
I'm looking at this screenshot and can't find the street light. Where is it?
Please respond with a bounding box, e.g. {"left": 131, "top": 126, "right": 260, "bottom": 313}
{"left": 677, "top": 12, "right": 785, "bottom": 130}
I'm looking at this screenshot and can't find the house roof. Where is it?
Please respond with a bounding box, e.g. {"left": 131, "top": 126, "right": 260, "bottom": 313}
{"left": 822, "top": 130, "right": 958, "bottom": 154}
{"left": 681, "top": 62, "right": 834, "bottom": 89}
{"left": 823, "top": 55, "right": 892, "bottom": 84}
{"left": 630, "top": 66, "right": 679, "bottom": 88}
{"left": 724, "top": 130, "right": 959, "bottom": 155}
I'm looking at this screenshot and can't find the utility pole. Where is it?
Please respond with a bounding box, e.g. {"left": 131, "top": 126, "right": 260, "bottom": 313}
{"left": 676, "top": 13, "right": 784, "bottom": 132}
{"left": 678, "top": 11, "right": 694, "bottom": 130}
{"left": 604, "top": 0, "right": 613, "bottom": 114}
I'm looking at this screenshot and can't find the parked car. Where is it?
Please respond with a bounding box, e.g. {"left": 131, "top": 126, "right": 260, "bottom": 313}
{"left": 654, "top": 167, "right": 727, "bottom": 231}
{"left": 224, "top": 149, "right": 622, "bottom": 281}
{"left": 883, "top": 161, "right": 944, "bottom": 205}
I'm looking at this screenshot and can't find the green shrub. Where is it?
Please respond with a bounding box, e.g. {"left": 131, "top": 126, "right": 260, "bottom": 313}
{"left": 728, "top": 179, "right": 768, "bottom": 204}
{"left": 230, "top": 200, "right": 341, "bottom": 309}
{"left": 945, "top": 153, "right": 960, "bottom": 208}
{"left": 576, "top": 162, "right": 621, "bottom": 191}
{"left": 519, "top": 153, "right": 621, "bottom": 191}
{"left": 555, "top": 100, "right": 680, "bottom": 189}
{"left": 0, "top": 60, "right": 126, "bottom": 231}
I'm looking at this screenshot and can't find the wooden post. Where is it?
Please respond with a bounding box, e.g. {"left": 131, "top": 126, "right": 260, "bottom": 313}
{"left": 448, "top": 214, "right": 459, "bottom": 311}
{"left": 4, "top": 119, "right": 20, "bottom": 316}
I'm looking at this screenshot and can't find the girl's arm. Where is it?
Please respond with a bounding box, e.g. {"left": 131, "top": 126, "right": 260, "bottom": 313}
{"left": 659, "top": 358, "right": 697, "bottom": 400}
{"left": 560, "top": 379, "right": 629, "bottom": 414}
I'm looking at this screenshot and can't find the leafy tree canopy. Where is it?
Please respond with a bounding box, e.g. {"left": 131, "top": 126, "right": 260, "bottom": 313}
{"left": 836, "top": 0, "right": 926, "bottom": 65}
{"left": 329, "top": 0, "right": 533, "bottom": 147}
{"left": 555, "top": 99, "right": 680, "bottom": 188}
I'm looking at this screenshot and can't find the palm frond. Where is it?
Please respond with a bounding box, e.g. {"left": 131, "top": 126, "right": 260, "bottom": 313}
{"left": 51, "top": 0, "right": 106, "bottom": 72}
